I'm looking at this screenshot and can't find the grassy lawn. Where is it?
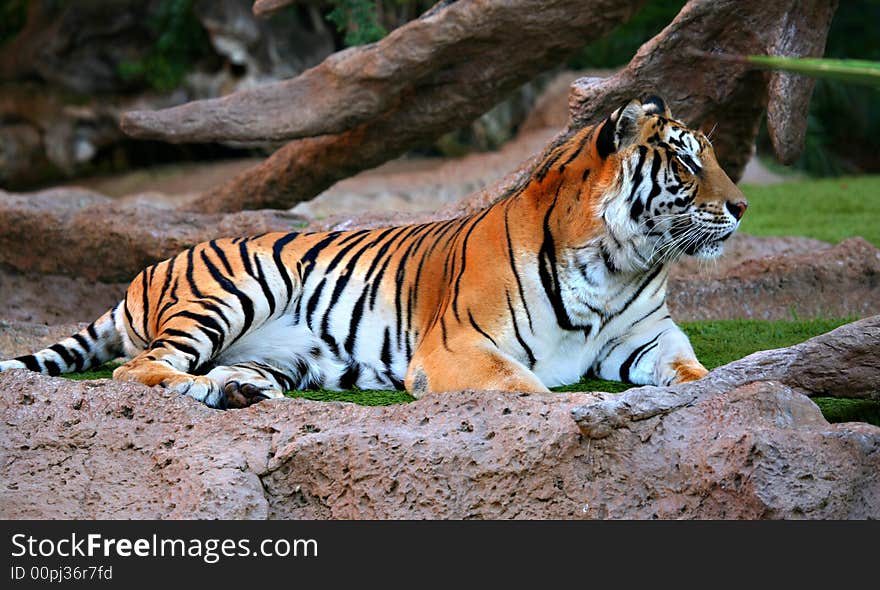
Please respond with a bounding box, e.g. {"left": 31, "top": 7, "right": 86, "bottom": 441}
{"left": 739, "top": 174, "right": 880, "bottom": 246}
{"left": 65, "top": 318, "right": 877, "bottom": 424}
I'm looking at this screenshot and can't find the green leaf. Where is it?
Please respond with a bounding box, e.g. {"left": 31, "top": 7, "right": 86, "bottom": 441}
{"left": 747, "top": 55, "right": 880, "bottom": 88}
{"left": 326, "top": 0, "right": 387, "bottom": 46}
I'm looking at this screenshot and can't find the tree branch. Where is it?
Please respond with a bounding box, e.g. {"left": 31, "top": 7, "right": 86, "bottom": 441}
{"left": 439, "top": 0, "right": 838, "bottom": 223}
{"left": 305, "top": 0, "right": 829, "bottom": 237}
{"left": 122, "top": 0, "right": 645, "bottom": 144}
{"left": 121, "top": 0, "right": 646, "bottom": 212}
{"left": 566, "top": 0, "right": 837, "bottom": 182}
{"left": 183, "top": 0, "right": 834, "bottom": 213}
{"left": 252, "top": 0, "right": 298, "bottom": 19}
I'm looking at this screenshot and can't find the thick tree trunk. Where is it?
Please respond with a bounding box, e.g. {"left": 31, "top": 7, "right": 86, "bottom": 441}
{"left": 121, "top": 0, "right": 647, "bottom": 212}
{"left": 119, "top": 0, "right": 836, "bottom": 214}
{"left": 567, "top": 0, "right": 837, "bottom": 179}
{"left": 252, "top": 0, "right": 297, "bottom": 18}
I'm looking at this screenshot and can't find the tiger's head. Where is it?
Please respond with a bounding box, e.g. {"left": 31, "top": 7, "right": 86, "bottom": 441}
{"left": 593, "top": 95, "right": 747, "bottom": 267}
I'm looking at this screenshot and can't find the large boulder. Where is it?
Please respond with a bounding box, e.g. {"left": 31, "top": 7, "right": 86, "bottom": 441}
{"left": 667, "top": 236, "right": 880, "bottom": 320}
{"left": 0, "top": 321, "right": 87, "bottom": 360}
{"left": 1, "top": 316, "right": 877, "bottom": 519}
{"left": 0, "top": 270, "right": 125, "bottom": 325}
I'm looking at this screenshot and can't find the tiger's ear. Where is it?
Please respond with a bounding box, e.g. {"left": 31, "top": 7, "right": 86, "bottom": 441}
{"left": 642, "top": 95, "right": 671, "bottom": 118}
{"left": 596, "top": 99, "right": 644, "bottom": 159}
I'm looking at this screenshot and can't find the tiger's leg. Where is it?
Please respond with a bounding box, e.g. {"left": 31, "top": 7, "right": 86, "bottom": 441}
{"left": 593, "top": 316, "right": 707, "bottom": 387}
{"left": 112, "top": 318, "right": 227, "bottom": 408}
{"left": 406, "top": 335, "right": 548, "bottom": 398}
{"left": 204, "top": 362, "right": 290, "bottom": 408}
{"left": 111, "top": 237, "right": 304, "bottom": 408}
{"left": 113, "top": 353, "right": 226, "bottom": 408}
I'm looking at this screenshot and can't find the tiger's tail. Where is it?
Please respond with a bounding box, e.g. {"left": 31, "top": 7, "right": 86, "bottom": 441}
{"left": 0, "top": 303, "right": 125, "bottom": 376}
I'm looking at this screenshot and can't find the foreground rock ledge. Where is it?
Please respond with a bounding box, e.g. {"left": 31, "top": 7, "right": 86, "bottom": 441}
{"left": 1, "top": 317, "right": 878, "bottom": 519}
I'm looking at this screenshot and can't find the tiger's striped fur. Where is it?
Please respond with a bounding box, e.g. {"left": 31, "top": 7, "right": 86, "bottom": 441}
{"left": 0, "top": 96, "right": 747, "bottom": 408}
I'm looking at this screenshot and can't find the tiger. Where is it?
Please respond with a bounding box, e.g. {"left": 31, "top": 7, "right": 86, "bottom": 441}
{"left": 0, "top": 96, "right": 747, "bottom": 409}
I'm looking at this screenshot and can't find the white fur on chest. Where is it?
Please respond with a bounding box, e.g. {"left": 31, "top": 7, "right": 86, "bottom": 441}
{"left": 525, "top": 246, "right": 669, "bottom": 386}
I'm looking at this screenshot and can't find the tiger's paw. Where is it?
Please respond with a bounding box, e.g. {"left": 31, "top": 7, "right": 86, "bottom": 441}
{"left": 204, "top": 365, "right": 285, "bottom": 409}
{"left": 223, "top": 379, "right": 283, "bottom": 409}
{"left": 670, "top": 359, "right": 709, "bottom": 384}
{"left": 160, "top": 375, "right": 226, "bottom": 409}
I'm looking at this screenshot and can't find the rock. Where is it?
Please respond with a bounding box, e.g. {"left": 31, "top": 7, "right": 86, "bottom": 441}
{"left": 708, "top": 315, "right": 880, "bottom": 400}
{"left": 193, "top": 0, "right": 334, "bottom": 87}
{"left": 572, "top": 315, "right": 880, "bottom": 441}
{"left": 571, "top": 381, "right": 879, "bottom": 518}
{"left": 0, "top": 123, "right": 48, "bottom": 186}
{"left": 668, "top": 237, "right": 880, "bottom": 320}
{"left": 1, "top": 0, "right": 334, "bottom": 97}
{"left": 0, "top": 321, "right": 87, "bottom": 360}
{"left": 0, "top": 83, "right": 124, "bottom": 187}
{"left": 0, "top": 189, "right": 307, "bottom": 282}
{"left": 0, "top": 268, "right": 124, "bottom": 325}
{"left": 0, "top": 1, "right": 334, "bottom": 187}
{"left": 0, "top": 1, "right": 159, "bottom": 95}
{"left": 1, "top": 316, "right": 877, "bottom": 519}
{"left": 670, "top": 234, "right": 829, "bottom": 277}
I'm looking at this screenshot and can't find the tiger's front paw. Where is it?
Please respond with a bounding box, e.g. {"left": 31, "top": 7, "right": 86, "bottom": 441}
{"left": 204, "top": 365, "right": 285, "bottom": 409}
{"left": 160, "top": 375, "right": 226, "bottom": 409}
{"left": 670, "top": 359, "right": 708, "bottom": 384}
{"left": 223, "top": 380, "right": 283, "bottom": 409}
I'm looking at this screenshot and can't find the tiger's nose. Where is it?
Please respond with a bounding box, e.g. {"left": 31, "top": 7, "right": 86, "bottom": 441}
{"left": 725, "top": 200, "right": 748, "bottom": 220}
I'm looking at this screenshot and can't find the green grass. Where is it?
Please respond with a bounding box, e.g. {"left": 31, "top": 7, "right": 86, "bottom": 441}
{"left": 61, "top": 318, "right": 878, "bottom": 425}
{"left": 813, "top": 397, "right": 880, "bottom": 425}
{"left": 679, "top": 318, "right": 854, "bottom": 369}
{"left": 739, "top": 175, "right": 880, "bottom": 246}
{"left": 288, "top": 388, "right": 414, "bottom": 406}
{"left": 66, "top": 363, "right": 120, "bottom": 381}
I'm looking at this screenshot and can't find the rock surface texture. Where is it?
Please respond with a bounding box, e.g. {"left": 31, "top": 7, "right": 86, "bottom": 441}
{"left": 1, "top": 317, "right": 877, "bottom": 519}
{"left": 667, "top": 237, "right": 880, "bottom": 321}
{"left": 0, "top": 189, "right": 306, "bottom": 283}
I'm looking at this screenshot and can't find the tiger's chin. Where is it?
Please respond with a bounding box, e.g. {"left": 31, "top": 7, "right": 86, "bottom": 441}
{"left": 690, "top": 241, "right": 725, "bottom": 259}
{"left": 685, "top": 229, "right": 737, "bottom": 259}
